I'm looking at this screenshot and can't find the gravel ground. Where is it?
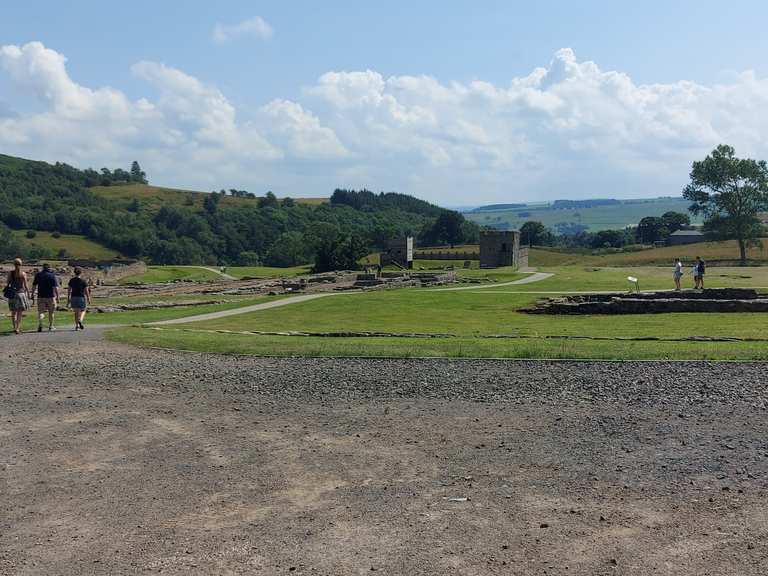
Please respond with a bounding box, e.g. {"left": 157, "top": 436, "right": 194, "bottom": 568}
{"left": 2, "top": 340, "right": 768, "bottom": 575}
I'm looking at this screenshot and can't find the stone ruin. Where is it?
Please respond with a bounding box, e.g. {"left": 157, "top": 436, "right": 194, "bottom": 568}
{"left": 380, "top": 237, "right": 414, "bottom": 269}
{"left": 521, "top": 288, "right": 768, "bottom": 314}
{"left": 479, "top": 230, "right": 525, "bottom": 269}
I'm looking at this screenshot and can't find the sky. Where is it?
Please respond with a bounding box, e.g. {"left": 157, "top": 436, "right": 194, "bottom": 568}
{"left": 2, "top": 1, "right": 768, "bottom": 205}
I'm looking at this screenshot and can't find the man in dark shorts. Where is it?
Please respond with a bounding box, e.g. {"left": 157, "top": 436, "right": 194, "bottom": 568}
{"left": 32, "top": 263, "right": 59, "bottom": 332}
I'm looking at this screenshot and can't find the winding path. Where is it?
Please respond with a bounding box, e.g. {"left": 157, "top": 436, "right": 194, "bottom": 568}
{"left": 149, "top": 293, "right": 342, "bottom": 326}
{"left": 178, "top": 266, "right": 237, "bottom": 280}
{"left": 150, "top": 271, "right": 555, "bottom": 325}
{"left": 433, "top": 271, "right": 554, "bottom": 291}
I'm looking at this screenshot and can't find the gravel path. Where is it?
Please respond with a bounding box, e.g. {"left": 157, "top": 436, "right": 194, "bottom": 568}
{"left": 434, "top": 271, "right": 554, "bottom": 291}
{"left": 149, "top": 293, "right": 344, "bottom": 325}
{"left": 2, "top": 341, "right": 767, "bottom": 575}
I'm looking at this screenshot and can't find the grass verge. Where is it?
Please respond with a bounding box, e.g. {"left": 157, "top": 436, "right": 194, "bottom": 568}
{"left": 106, "top": 328, "right": 768, "bottom": 360}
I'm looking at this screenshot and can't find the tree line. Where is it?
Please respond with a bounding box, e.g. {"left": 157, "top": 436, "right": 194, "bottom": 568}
{"left": 0, "top": 156, "right": 478, "bottom": 270}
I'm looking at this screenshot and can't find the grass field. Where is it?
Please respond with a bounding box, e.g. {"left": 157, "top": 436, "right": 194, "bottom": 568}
{"left": 106, "top": 265, "right": 768, "bottom": 360}
{"left": 13, "top": 231, "right": 120, "bottom": 260}
{"left": 118, "top": 266, "right": 222, "bottom": 284}
{"left": 91, "top": 184, "right": 325, "bottom": 214}
{"left": 464, "top": 196, "right": 701, "bottom": 231}
{"left": 108, "top": 329, "right": 768, "bottom": 361}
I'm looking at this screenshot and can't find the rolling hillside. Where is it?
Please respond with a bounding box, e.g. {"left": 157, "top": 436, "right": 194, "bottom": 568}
{"left": 91, "top": 184, "right": 327, "bottom": 213}
{"left": 12, "top": 231, "right": 120, "bottom": 260}
{"left": 0, "top": 154, "right": 468, "bottom": 265}
{"left": 465, "top": 197, "right": 701, "bottom": 232}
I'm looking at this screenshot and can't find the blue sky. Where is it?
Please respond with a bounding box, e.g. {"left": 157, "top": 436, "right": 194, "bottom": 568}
{"left": 2, "top": 1, "right": 768, "bottom": 204}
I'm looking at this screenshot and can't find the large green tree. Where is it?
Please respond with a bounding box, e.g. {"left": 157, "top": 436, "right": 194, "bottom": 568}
{"left": 660, "top": 211, "right": 690, "bottom": 234}
{"left": 520, "top": 221, "right": 548, "bottom": 247}
{"left": 636, "top": 216, "right": 667, "bottom": 243}
{"left": 683, "top": 145, "right": 768, "bottom": 263}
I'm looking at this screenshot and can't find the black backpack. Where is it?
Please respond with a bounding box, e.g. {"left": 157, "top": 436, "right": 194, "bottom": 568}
{"left": 699, "top": 260, "right": 706, "bottom": 274}
{"left": 3, "top": 285, "right": 16, "bottom": 300}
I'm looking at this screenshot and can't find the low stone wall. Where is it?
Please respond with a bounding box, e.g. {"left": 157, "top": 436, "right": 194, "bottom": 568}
{"left": 414, "top": 251, "right": 479, "bottom": 261}
{"left": 522, "top": 288, "right": 768, "bottom": 314}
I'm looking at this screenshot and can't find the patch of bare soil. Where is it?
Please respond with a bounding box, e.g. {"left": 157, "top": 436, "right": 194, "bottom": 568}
{"left": 1, "top": 342, "right": 767, "bottom": 574}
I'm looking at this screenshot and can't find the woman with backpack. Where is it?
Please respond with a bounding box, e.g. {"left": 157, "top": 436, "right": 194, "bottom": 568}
{"left": 4, "top": 258, "right": 31, "bottom": 334}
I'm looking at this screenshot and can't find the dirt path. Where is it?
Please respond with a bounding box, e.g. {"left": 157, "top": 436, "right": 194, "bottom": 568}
{"left": 1, "top": 343, "right": 767, "bottom": 575}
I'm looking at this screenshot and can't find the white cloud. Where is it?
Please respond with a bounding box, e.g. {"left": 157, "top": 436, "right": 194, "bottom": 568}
{"left": 212, "top": 16, "right": 273, "bottom": 44}
{"left": 260, "top": 99, "right": 349, "bottom": 159}
{"left": 4, "top": 41, "right": 768, "bottom": 202}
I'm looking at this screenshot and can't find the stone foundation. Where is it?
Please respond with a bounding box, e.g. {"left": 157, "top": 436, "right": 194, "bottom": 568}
{"left": 522, "top": 288, "right": 768, "bottom": 314}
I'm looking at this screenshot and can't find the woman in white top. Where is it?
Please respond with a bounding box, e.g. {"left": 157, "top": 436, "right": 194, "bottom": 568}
{"left": 673, "top": 258, "right": 683, "bottom": 291}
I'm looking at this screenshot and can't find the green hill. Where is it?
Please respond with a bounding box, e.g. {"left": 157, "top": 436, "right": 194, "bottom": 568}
{"left": 465, "top": 197, "right": 701, "bottom": 232}
{"left": 0, "top": 154, "right": 474, "bottom": 266}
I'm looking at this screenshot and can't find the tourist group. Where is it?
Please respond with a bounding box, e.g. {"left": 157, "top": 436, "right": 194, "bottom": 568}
{"left": 4, "top": 259, "right": 92, "bottom": 335}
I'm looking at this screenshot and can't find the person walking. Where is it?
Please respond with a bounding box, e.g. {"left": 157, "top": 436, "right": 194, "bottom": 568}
{"left": 67, "top": 267, "right": 91, "bottom": 330}
{"left": 4, "top": 258, "right": 30, "bottom": 334}
{"left": 32, "top": 262, "right": 59, "bottom": 332}
{"left": 673, "top": 258, "right": 683, "bottom": 291}
{"left": 695, "top": 256, "right": 706, "bottom": 290}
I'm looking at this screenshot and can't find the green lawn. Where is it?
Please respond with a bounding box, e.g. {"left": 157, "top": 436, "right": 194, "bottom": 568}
{"left": 87, "top": 295, "right": 277, "bottom": 325}
{"left": 481, "top": 265, "right": 768, "bottom": 293}
{"left": 106, "top": 265, "right": 768, "bottom": 360}
{"left": 118, "top": 266, "right": 222, "bottom": 284}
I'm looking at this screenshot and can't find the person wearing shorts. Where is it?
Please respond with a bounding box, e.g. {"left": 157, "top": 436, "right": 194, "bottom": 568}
{"left": 5, "top": 258, "right": 30, "bottom": 334}
{"left": 32, "top": 262, "right": 60, "bottom": 332}
{"left": 695, "top": 256, "right": 706, "bottom": 289}
{"left": 67, "top": 267, "right": 91, "bottom": 330}
{"left": 673, "top": 258, "right": 683, "bottom": 291}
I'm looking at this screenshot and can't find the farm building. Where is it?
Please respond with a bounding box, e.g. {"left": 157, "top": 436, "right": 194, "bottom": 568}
{"left": 667, "top": 230, "right": 705, "bottom": 246}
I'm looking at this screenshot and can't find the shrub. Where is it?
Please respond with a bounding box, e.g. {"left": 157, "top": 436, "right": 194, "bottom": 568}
{"left": 52, "top": 231, "right": 62, "bottom": 239}
{"left": 25, "top": 230, "right": 36, "bottom": 239}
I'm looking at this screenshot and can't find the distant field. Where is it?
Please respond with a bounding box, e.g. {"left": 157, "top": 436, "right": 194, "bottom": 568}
{"left": 12, "top": 231, "right": 120, "bottom": 260}
{"left": 529, "top": 239, "right": 768, "bottom": 267}
{"left": 91, "top": 184, "right": 326, "bottom": 214}
{"left": 465, "top": 197, "right": 700, "bottom": 232}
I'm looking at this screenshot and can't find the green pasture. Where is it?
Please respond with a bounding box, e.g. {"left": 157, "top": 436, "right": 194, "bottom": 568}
{"left": 13, "top": 231, "right": 120, "bottom": 260}
{"left": 464, "top": 196, "right": 699, "bottom": 232}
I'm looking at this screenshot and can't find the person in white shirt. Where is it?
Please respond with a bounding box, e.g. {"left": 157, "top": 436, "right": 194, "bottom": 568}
{"left": 673, "top": 258, "right": 683, "bottom": 291}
